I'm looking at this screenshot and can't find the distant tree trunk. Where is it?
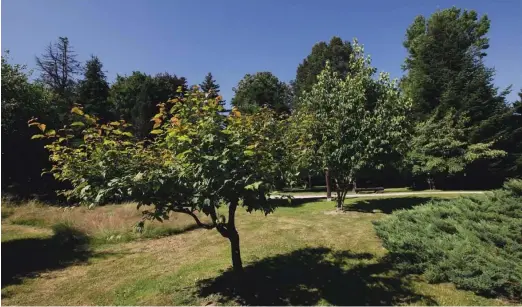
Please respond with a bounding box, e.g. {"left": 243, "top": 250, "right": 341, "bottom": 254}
{"left": 308, "top": 174, "right": 312, "bottom": 190}
{"left": 336, "top": 189, "right": 343, "bottom": 210}
{"left": 325, "top": 169, "right": 331, "bottom": 201}
{"left": 352, "top": 178, "right": 357, "bottom": 192}
{"left": 227, "top": 200, "right": 243, "bottom": 273}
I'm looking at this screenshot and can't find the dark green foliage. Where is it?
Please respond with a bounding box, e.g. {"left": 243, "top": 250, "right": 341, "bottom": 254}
{"left": 401, "top": 8, "right": 504, "bottom": 122}
{"left": 1, "top": 53, "right": 60, "bottom": 198}
{"left": 77, "top": 56, "right": 111, "bottom": 119}
{"left": 487, "top": 90, "right": 522, "bottom": 179}
{"left": 231, "top": 72, "right": 292, "bottom": 114}
{"left": 374, "top": 179, "right": 522, "bottom": 300}
{"left": 294, "top": 36, "right": 353, "bottom": 99}
{"left": 401, "top": 8, "right": 515, "bottom": 188}
{"left": 108, "top": 72, "right": 187, "bottom": 138}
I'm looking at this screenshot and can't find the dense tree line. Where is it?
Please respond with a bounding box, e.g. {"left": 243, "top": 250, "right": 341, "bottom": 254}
{"left": 1, "top": 39, "right": 209, "bottom": 198}
{"left": 2, "top": 6, "right": 521, "bottom": 200}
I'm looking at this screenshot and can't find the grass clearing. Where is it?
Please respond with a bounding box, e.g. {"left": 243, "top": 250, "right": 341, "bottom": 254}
{"left": 1, "top": 194, "right": 511, "bottom": 305}
{"left": 274, "top": 186, "right": 444, "bottom": 196}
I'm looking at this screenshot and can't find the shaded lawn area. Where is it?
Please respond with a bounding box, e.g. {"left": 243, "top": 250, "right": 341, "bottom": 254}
{"left": 1, "top": 195, "right": 509, "bottom": 306}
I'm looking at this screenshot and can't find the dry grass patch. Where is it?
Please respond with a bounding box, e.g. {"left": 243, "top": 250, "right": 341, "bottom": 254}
{"left": 1, "top": 201, "right": 207, "bottom": 244}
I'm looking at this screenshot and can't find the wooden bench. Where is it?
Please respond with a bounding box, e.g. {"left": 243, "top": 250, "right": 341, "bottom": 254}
{"left": 354, "top": 187, "right": 384, "bottom": 194}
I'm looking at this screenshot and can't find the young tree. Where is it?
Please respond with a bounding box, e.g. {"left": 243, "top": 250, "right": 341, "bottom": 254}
{"left": 30, "top": 87, "right": 286, "bottom": 273}
{"left": 294, "top": 40, "right": 411, "bottom": 210}
{"left": 35, "top": 37, "right": 81, "bottom": 101}
{"left": 231, "top": 72, "right": 292, "bottom": 114}
{"left": 294, "top": 36, "right": 353, "bottom": 99}
{"left": 77, "top": 55, "right": 110, "bottom": 119}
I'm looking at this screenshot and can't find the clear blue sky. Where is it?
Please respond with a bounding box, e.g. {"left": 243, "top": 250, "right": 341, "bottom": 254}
{"left": 2, "top": 0, "right": 521, "bottom": 105}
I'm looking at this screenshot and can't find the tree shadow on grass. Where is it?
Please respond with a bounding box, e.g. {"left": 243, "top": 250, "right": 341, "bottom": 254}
{"left": 196, "top": 247, "right": 436, "bottom": 306}
{"left": 2, "top": 224, "right": 96, "bottom": 287}
{"left": 344, "top": 197, "right": 436, "bottom": 214}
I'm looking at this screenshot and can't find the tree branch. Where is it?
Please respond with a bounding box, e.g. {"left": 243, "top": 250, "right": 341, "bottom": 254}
{"left": 171, "top": 208, "right": 215, "bottom": 229}
{"left": 208, "top": 205, "right": 229, "bottom": 238}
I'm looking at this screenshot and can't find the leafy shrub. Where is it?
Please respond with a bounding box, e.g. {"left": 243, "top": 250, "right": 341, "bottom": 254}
{"left": 374, "top": 179, "right": 522, "bottom": 300}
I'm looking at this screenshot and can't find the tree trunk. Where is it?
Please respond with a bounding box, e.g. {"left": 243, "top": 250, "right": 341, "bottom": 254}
{"left": 227, "top": 200, "right": 243, "bottom": 273}
{"left": 229, "top": 230, "right": 242, "bottom": 272}
{"left": 325, "top": 169, "right": 331, "bottom": 201}
{"left": 308, "top": 174, "right": 312, "bottom": 190}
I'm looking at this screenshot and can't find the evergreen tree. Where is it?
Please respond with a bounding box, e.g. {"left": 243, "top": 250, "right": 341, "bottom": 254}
{"left": 294, "top": 36, "right": 353, "bottom": 99}
{"left": 200, "top": 72, "right": 221, "bottom": 101}
{"left": 402, "top": 7, "right": 507, "bottom": 128}
{"left": 78, "top": 55, "right": 110, "bottom": 119}
{"left": 109, "top": 72, "right": 187, "bottom": 138}
{"left": 402, "top": 7, "right": 512, "bottom": 187}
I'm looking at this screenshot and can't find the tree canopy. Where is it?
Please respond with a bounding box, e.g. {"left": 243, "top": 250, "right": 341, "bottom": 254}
{"left": 30, "top": 87, "right": 288, "bottom": 272}
{"left": 231, "top": 72, "right": 292, "bottom": 114}
{"left": 109, "top": 72, "right": 187, "bottom": 138}
{"left": 401, "top": 7, "right": 517, "bottom": 187}
{"left": 292, "top": 41, "right": 411, "bottom": 209}
{"left": 294, "top": 36, "right": 353, "bottom": 99}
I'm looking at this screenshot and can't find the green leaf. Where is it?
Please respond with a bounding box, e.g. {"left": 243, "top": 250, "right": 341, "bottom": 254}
{"left": 178, "top": 135, "right": 191, "bottom": 142}
{"left": 244, "top": 150, "right": 255, "bottom": 156}
{"left": 150, "top": 129, "right": 163, "bottom": 135}
{"left": 46, "top": 129, "right": 56, "bottom": 136}
{"left": 109, "top": 121, "right": 120, "bottom": 126}
{"left": 71, "top": 107, "right": 84, "bottom": 116}
{"left": 122, "top": 132, "right": 133, "bottom": 137}
{"left": 31, "top": 134, "right": 45, "bottom": 139}
{"left": 245, "top": 181, "right": 263, "bottom": 191}
{"left": 71, "top": 121, "right": 85, "bottom": 127}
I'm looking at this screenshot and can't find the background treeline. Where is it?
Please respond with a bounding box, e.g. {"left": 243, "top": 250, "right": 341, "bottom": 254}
{"left": 2, "top": 7, "right": 521, "bottom": 200}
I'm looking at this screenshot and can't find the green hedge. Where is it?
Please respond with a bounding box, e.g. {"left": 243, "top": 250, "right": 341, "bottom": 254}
{"left": 374, "top": 179, "right": 522, "bottom": 300}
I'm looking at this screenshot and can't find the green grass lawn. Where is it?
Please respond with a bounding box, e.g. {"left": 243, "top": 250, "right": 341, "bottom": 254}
{"left": 273, "top": 186, "right": 441, "bottom": 196}
{"left": 1, "top": 195, "right": 509, "bottom": 306}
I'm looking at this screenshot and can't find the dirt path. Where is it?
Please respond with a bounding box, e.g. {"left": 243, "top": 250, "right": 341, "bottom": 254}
{"left": 270, "top": 191, "right": 485, "bottom": 199}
